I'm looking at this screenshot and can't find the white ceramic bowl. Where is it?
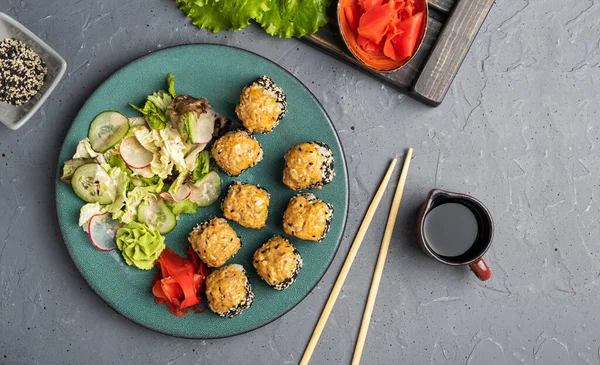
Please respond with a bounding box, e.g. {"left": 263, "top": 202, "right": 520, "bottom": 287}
{"left": 0, "top": 12, "right": 66, "bottom": 130}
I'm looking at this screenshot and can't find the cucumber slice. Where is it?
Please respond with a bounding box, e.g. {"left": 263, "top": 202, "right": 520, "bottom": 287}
{"left": 138, "top": 198, "right": 177, "bottom": 234}
{"left": 71, "top": 164, "right": 117, "bottom": 204}
{"left": 88, "top": 111, "right": 130, "bottom": 153}
{"left": 188, "top": 171, "right": 221, "bottom": 207}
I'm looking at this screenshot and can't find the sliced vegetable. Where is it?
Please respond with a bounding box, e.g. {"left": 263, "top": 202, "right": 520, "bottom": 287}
{"left": 185, "top": 112, "right": 214, "bottom": 144}
{"left": 165, "top": 95, "right": 224, "bottom": 144}
{"left": 79, "top": 202, "right": 106, "bottom": 232}
{"left": 358, "top": 0, "right": 384, "bottom": 11}
{"left": 119, "top": 136, "right": 154, "bottom": 169}
{"left": 340, "top": 0, "right": 426, "bottom": 71}
{"left": 88, "top": 111, "right": 130, "bottom": 153}
{"left": 357, "top": 2, "right": 395, "bottom": 44}
{"left": 159, "top": 184, "right": 191, "bottom": 202}
{"left": 138, "top": 197, "right": 177, "bottom": 234}
{"left": 88, "top": 212, "right": 122, "bottom": 251}
{"left": 344, "top": 3, "right": 361, "bottom": 33}
{"left": 71, "top": 164, "right": 117, "bottom": 204}
{"left": 389, "top": 11, "right": 423, "bottom": 60}
{"left": 188, "top": 171, "right": 221, "bottom": 207}
{"left": 61, "top": 157, "right": 100, "bottom": 184}
{"left": 356, "top": 34, "right": 384, "bottom": 53}
{"left": 130, "top": 165, "right": 155, "bottom": 178}
{"left": 73, "top": 138, "right": 103, "bottom": 159}
{"left": 152, "top": 246, "right": 210, "bottom": 317}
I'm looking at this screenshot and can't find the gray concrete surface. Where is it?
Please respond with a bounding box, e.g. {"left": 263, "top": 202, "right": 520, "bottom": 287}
{"left": 1, "top": 0, "right": 599, "bottom": 364}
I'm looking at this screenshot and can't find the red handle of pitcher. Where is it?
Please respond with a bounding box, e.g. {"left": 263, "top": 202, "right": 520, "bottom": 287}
{"left": 469, "top": 258, "right": 491, "bottom": 281}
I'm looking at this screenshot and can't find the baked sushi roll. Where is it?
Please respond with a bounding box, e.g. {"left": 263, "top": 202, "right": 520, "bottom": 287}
{"left": 283, "top": 193, "right": 334, "bottom": 242}
{"left": 253, "top": 235, "right": 303, "bottom": 290}
{"left": 211, "top": 130, "right": 264, "bottom": 176}
{"left": 235, "top": 75, "right": 287, "bottom": 133}
{"left": 205, "top": 264, "right": 254, "bottom": 318}
{"left": 188, "top": 217, "right": 241, "bottom": 268}
{"left": 222, "top": 181, "right": 270, "bottom": 229}
{"left": 283, "top": 141, "right": 335, "bottom": 190}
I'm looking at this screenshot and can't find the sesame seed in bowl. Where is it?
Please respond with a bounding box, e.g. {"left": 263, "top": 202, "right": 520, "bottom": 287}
{"left": 0, "top": 12, "right": 66, "bottom": 130}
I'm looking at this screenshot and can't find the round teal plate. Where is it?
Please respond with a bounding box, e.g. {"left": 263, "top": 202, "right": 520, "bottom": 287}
{"left": 56, "top": 44, "right": 348, "bottom": 338}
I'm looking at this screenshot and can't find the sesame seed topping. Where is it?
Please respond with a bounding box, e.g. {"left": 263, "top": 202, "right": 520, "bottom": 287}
{"left": 0, "top": 38, "right": 48, "bottom": 106}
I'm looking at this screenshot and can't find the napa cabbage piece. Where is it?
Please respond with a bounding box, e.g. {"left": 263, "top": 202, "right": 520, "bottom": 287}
{"left": 132, "top": 125, "right": 189, "bottom": 179}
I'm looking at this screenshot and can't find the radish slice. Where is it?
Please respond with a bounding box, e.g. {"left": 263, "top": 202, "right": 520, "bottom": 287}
{"left": 189, "top": 114, "right": 215, "bottom": 144}
{"left": 87, "top": 213, "right": 122, "bottom": 251}
{"left": 159, "top": 184, "right": 191, "bottom": 202}
{"left": 119, "top": 136, "right": 153, "bottom": 169}
{"left": 131, "top": 165, "right": 155, "bottom": 178}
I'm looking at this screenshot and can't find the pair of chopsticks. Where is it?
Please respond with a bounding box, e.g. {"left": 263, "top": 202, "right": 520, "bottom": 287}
{"left": 300, "top": 148, "right": 413, "bottom": 365}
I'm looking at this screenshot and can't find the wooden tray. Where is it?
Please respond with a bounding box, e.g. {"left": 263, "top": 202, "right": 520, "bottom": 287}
{"left": 302, "top": 0, "right": 495, "bottom": 106}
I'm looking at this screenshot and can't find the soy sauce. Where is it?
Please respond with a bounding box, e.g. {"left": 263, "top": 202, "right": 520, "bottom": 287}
{"left": 423, "top": 202, "right": 478, "bottom": 257}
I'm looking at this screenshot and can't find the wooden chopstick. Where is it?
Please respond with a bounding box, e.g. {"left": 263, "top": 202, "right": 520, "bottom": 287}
{"left": 299, "top": 158, "right": 399, "bottom": 365}
{"left": 351, "top": 148, "right": 413, "bottom": 365}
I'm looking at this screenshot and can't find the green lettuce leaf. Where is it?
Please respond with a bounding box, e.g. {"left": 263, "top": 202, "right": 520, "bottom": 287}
{"left": 130, "top": 100, "right": 168, "bottom": 130}
{"left": 165, "top": 200, "right": 198, "bottom": 215}
{"left": 130, "top": 75, "right": 176, "bottom": 130}
{"left": 191, "top": 151, "right": 213, "bottom": 183}
{"left": 167, "top": 73, "right": 176, "bottom": 98}
{"left": 148, "top": 90, "right": 172, "bottom": 112}
{"left": 177, "top": 0, "right": 270, "bottom": 32}
{"left": 169, "top": 171, "right": 188, "bottom": 195}
{"left": 108, "top": 153, "right": 128, "bottom": 171}
{"left": 256, "top": 0, "right": 329, "bottom": 38}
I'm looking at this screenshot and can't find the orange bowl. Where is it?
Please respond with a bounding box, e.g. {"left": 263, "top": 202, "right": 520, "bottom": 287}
{"left": 337, "top": 0, "right": 428, "bottom": 72}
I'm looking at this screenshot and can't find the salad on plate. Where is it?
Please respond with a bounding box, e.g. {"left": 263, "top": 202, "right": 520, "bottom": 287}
{"left": 60, "top": 74, "right": 230, "bottom": 269}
